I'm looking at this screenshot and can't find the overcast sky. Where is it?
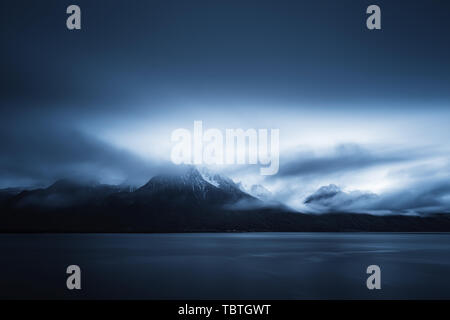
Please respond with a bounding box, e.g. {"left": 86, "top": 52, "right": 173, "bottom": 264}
{"left": 1, "top": 0, "right": 450, "bottom": 214}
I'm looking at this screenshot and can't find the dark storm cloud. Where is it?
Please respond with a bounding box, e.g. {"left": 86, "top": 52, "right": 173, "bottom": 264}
{"left": 0, "top": 118, "right": 168, "bottom": 188}
{"left": 275, "top": 144, "right": 427, "bottom": 179}
{"left": 2, "top": 0, "right": 450, "bottom": 115}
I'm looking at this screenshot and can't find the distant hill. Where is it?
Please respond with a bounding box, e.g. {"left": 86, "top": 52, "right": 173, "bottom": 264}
{"left": 1, "top": 167, "right": 450, "bottom": 232}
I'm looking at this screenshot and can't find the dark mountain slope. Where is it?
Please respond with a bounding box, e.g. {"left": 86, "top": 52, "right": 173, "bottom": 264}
{"left": 1, "top": 168, "right": 450, "bottom": 232}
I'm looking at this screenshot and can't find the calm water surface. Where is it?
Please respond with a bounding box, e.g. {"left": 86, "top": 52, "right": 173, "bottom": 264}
{"left": 0, "top": 233, "right": 449, "bottom": 299}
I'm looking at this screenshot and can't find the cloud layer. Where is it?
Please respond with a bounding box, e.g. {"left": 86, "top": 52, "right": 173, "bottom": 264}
{"left": 303, "top": 179, "right": 450, "bottom": 215}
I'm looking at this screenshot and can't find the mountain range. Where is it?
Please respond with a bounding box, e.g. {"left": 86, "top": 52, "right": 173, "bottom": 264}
{"left": 1, "top": 166, "right": 450, "bottom": 232}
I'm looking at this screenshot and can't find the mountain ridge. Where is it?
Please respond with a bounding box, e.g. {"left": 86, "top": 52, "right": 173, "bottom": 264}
{"left": 1, "top": 168, "right": 450, "bottom": 232}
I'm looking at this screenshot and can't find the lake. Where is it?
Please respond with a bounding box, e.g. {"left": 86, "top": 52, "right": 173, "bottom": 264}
{"left": 0, "top": 233, "right": 449, "bottom": 299}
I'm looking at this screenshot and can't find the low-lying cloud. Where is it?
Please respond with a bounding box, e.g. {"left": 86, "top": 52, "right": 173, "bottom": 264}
{"left": 304, "top": 178, "right": 450, "bottom": 215}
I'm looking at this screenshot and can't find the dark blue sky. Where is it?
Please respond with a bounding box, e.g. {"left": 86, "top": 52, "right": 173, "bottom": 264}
{"left": 1, "top": 0, "right": 450, "bottom": 214}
